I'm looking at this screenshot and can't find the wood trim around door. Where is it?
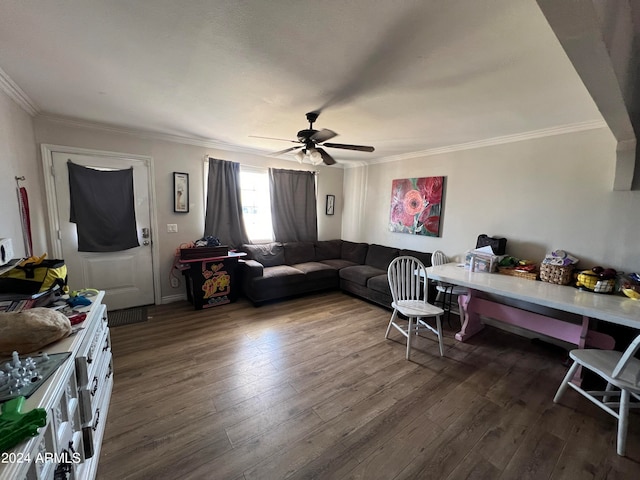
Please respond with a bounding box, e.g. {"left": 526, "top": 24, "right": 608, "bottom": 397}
{"left": 40, "top": 143, "right": 161, "bottom": 306}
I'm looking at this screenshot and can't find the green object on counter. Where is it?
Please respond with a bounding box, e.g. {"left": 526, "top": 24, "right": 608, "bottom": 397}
{"left": 499, "top": 256, "right": 519, "bottom": 267}
{"left": 0, "top": 396, "right": 47, "bottom": 452}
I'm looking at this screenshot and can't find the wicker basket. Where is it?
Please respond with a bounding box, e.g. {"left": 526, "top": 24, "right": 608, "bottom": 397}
{"left": 539, "top": 263, "right": 574, "bottom": 285}
{"left": 497, "top": 267, "right": 538, "bottom": 281}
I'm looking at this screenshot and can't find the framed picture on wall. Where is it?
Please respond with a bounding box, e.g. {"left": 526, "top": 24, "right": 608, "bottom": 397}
{"left": 389, "top": 176, "right": 444, "bottom": 236}
{"left": 173, "top": 172, "right": 189, "bottom": 213}
{"left": 326, "top": 194, "right": 335, "bottom": 215}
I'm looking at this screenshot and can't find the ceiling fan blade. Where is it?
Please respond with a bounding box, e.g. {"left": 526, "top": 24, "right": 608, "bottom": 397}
{"left": 315, "top": 148, "right": 336, "bottom": 166}
{"left": 310, "top": 128, "right": 338, "bottom": 143}
{"left": 322, "top": 142, "right": 375, "bottom": 153}
{"left": 250, "top": 135, "right": 299, "bottom": 143}
{"left": 314, "top": 5, "right": 427, "bottom": 112}
{"left": 269, "top": 145, "right": 304, "bottom": 156}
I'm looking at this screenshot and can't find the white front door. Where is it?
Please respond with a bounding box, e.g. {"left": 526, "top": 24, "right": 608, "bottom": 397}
{"left": 44, "top": 148, "right": 156, "bottom": 311}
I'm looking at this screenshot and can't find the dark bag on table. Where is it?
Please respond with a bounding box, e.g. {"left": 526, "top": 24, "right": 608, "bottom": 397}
{"left": 476, "top": 234, "right": 507, "bottom": 255}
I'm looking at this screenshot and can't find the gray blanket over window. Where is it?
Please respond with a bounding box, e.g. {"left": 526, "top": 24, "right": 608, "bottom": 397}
{"left": 68, "top": 161, "right": 139, "bottom": 252}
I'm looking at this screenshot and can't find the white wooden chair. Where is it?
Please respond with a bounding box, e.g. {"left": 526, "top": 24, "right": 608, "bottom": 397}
{"left": 386, "top": 256, "right": 445, "bottom": 360}
{"left": 553, "top": 333, "right": 640, "bottom": 456}
{"left": 431, "top": 250, "right": 468, "bottom": 324}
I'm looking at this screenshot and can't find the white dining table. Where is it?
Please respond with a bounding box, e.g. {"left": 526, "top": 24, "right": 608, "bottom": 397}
{"left": 427, "top": 263, "right": 640, "bottom": 349}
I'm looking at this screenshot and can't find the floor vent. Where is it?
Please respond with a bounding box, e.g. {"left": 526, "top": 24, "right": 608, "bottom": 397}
{"left": 107, "top": 306, "right": 148, "bottom": 327}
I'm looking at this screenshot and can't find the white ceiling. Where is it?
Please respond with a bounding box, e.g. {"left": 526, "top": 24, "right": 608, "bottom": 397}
{"left": 0, "top": 0, "right": 604, "bottom": 164}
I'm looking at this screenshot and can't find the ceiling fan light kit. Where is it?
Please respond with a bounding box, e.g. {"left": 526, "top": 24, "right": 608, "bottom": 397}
{"left": 257, "top": 111, "right": 375, "bottom": 166}
{"left": 295, "top": 149, "right": 324, "bottom": 166}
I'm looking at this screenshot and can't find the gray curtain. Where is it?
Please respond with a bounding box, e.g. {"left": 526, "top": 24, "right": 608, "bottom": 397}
{"left": 204, "top": 158, "right": 249, "bottom": 248}
{"left": 269, "top": 168, "right": 318, "bottom": 242}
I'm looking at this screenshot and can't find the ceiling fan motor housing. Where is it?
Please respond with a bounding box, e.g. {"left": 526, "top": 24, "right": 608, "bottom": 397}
{"left": 297, "top": 129, "right": 318, "bottom": 143}
{"left": 305, "top": 111, "right": 319, "bottom": 124}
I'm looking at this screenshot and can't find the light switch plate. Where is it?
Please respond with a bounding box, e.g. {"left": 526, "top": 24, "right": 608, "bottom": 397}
{"left": 167, "top": 224, "right": 178, "bottom": 233}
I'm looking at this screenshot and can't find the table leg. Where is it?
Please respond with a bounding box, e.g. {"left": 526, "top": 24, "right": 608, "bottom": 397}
{"left": 454, "top": 292, "right": 485, "bottom": 341}
{"left": 563, "top": 317, "right": 591, "bottom": 386}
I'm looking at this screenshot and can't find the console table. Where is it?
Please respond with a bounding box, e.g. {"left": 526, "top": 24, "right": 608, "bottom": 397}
{"left": 427, "top": 264, "right": 640, "bottom": 350}
{"left": 0, "top": 291, "right": 112, "bottom": 480}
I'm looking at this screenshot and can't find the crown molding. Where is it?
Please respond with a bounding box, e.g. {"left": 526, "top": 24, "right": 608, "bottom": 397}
{"left": 0, "top": 66, "right": 39, "bottom": 116}
{"left": 367, "top": 119, "right": 608, "bottom": 165}
{"left": 36, "top": 113, "right": 607, "bottom": 169}
{"left": 340, "top": 160, "right": 369, "bottom": 169}
{"left": 39, "top": 114, "right": 350, "bottom": 168}
{"left": 37, "top": 113, "right": 269, "bottom": 156}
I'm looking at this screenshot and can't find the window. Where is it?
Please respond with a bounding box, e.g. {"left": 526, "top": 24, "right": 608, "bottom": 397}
{"left": 240, "top": 167, "right": 273, "bottom": 243}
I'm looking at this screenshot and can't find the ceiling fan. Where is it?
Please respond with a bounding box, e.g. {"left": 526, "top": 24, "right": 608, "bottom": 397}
{"left": 254, "top": 111, "right": 375, "bottom": 166}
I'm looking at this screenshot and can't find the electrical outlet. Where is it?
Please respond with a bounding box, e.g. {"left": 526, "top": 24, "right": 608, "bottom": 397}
{"left": 170, "top": 277, "right": 180, "bottom": 288}
{"left": 167, "top": 224, "right": 178, "bottom": 233}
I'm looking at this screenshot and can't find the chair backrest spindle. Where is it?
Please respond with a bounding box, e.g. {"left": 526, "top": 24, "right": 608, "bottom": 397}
{"left": 388, "top": 256, "right": 428, "bottom": 304}
{"left": 612, "top": 333, "right": 640, "bottom": 384}
{"left": 432, "top": 250, "right": 448, "bottom": 266}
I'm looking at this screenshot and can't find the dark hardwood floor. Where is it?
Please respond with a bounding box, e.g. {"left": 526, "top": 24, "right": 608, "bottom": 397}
{"left": 96, "top": 291, "right": 640, "bottom": 479}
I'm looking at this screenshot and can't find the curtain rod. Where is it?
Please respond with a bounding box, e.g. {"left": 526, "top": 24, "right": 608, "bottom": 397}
{"left": 205, "top": 155, "right": 318, "bottom": 174}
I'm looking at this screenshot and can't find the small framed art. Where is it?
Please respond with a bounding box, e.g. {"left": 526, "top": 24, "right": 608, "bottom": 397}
{"left": 173, "top": 172, "right": 189, "bottom": 213}
{"left": 326, "top": 194, "right": 335, "bottom": 215}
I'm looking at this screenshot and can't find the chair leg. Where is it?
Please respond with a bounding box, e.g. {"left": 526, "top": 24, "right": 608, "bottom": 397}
{"left": 617, "top": 389, "right": 630, "bottom": 456}
{"left": 554, "top": 361, "right": 580, "bottom": 403}
{"left": 444, "top": 287, "right": 453, "bottom": 327}
{"left": 385, "top": 310, "right": 398, "bottom": 339}
{"left": 436, "top": 315, "right": 443, "bottom": 357}
{"left": 435, "top": 290, "right": 444, "bottom": 307}
{"left": 603, "top": 382, "right": 615, "bottom": 403}
{"left": 406, "top": 317, "right": 413, "bottom": 360}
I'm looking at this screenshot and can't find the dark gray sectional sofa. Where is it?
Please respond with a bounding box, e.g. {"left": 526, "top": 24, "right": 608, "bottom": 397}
{"left": 238, "top": 239, "right": 433, "bottom": 307}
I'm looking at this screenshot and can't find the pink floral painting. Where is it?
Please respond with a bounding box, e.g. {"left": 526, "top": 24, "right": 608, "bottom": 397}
{"left": 389, "top": 176, "right": 444, "bottom": 236}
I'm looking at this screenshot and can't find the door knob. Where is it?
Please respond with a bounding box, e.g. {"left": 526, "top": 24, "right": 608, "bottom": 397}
{"left": 143, "top": 240, "right": 150, "bottom": 246}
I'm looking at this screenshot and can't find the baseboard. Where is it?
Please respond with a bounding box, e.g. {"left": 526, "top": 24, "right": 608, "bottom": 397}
{"left": 161, "top": 294, "right": 187, "bottom": 304}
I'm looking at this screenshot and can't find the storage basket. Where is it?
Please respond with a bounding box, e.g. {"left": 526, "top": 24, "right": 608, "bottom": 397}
{"left": 539, "top": 263, "right": 574, "bottom": 285}
{"left": 497, "top": 267, "right": 538, "bottom": 281}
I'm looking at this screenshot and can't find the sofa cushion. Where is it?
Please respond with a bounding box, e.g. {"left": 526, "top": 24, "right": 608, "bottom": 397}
{"left": 320, "top": 259, "right": 358, "bottom": 270}
{"left": 400, "top": 249, "right": 432, "bottom": 267}
{"left": 314, "top": 239, "right": 343, "bottom": 261}
{"left": 284, "top": 242, "right": 315, "bottom": 265}
{"left": 367, "top": 274, "right": 391, "bottom": 296}
{"left": 241, "top": 259, "right": 264, "bottom": 279}
{"left": 339, "top": 265, "right": 385, "bottom": 286}
{"left": 341, "top": 241, "right": 368, "bottom": 264}
{"left": 365, "top": 244, "right": 399, "bottom": 271}
{"left": 292, "top": 261, "right": 338, "bottom": 282}
{"left": 241, "top": 242, "right": 284, "bottom": 267}
{"left": 253, "top": 264, "right": 305, "bottom": 286}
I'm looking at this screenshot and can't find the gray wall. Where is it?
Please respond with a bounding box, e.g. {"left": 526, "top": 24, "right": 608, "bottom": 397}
{"left": 32, "top": 117, "right": 345, "bottom": 302}
{"left": 342, "top": 126, "right": 640, "bottom": 273}
{"left": 3, "top": 87, "right": 640, "bottom": 304}
{"left": 0, "top": 90, "right": 45, "bottom": 257}
{"left": 0, "top": 93, "right": 344, "bottom": 303}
